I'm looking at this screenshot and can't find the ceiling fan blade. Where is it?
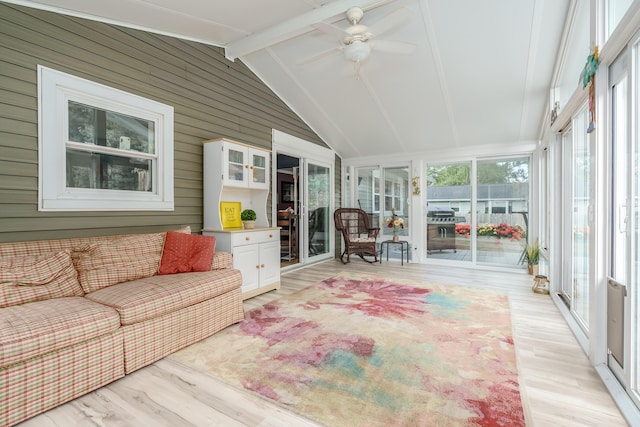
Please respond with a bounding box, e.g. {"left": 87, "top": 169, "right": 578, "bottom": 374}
{"left": 298, "top": 46, "right": 342, "bottom": 66}
{"left": 312, "top": 21, "right": 349, "bottom": 41}
{"left": 372, "top": 39, "right": 416, "bottom": 55}
{"left": 368, "top": 7, "right": 412, "bottom": 38}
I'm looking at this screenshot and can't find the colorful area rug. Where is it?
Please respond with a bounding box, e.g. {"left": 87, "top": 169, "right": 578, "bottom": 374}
{"left": 170, "top": 272, "right": 525, "bottom": 426}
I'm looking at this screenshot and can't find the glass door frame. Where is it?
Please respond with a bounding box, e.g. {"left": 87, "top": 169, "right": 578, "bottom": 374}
{"left": 302, "top": 159, "right": 333, "bottom": 263}
{"left": 605, "top": 46, "right": 632, "bottom": 395}
{"left": 560, "top": 126, "right": 574, "bottom": 303}
{"left": 272, "top": 130, "right": 335, "bottom": 267}
{"left": 345, "top": 162, "right": 412, "bottom": 262}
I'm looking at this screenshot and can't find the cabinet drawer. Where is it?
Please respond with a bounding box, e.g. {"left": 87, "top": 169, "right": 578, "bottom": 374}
{"left": 230, "top": 229, "right": 278, "bottom": 246}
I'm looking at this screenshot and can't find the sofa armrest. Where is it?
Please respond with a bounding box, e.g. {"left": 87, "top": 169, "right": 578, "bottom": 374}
{"left": 211, "top": 251, "right": 233, "bottom": 270}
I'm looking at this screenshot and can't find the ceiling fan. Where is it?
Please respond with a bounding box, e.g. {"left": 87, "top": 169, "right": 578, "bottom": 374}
{"left": 302, "top": 6, "right": 416, "bottom": 75}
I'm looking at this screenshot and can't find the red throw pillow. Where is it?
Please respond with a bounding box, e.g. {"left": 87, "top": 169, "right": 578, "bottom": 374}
{"left": 159, "top": 232, "right": 216, "bottom": 275}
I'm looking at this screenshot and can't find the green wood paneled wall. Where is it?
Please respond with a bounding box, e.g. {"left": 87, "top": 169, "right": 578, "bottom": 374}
{"left": 0, "top": 3, "right": 338, "bottom": 243}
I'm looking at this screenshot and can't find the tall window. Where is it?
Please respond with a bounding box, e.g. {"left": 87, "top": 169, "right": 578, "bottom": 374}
{"left": 38, "top": 66, "right": 174, "bottom": 211}
{"left": 382, "top": 166, "right": 409, "bottom": 238}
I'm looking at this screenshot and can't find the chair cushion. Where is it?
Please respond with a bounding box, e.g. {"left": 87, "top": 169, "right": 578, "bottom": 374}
{"left": 0, "top": 297, "right": 120, "bottom": 368}
{"left": 159, "top": 232, "right": 216, "bottom": 274}
{"left": 351, "top": 237, "right": 376, "bottom": 243}
{"left": 85, "top": 269, "right": 242, "bottom": 325}
{"left": 0, "top": 250, "right": 84, "bottom": 308}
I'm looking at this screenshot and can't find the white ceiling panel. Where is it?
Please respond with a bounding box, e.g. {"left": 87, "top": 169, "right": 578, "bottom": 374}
{"left": 8, "top": 0, "right": 572, "bottom": 160}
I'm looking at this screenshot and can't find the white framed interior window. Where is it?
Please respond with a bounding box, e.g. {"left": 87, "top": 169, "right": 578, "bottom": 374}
{"left": 37, "top": 65, "right": 174, "bottom": 211}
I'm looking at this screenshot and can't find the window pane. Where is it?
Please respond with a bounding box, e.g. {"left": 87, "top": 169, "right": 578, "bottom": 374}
{"left": 253, "top": 154, "right": 265, "bottom": 169}
{"left": 426, "top": 162, "right": 471, "bottom": 261}
{"left": 307, "top": 163, "right": 331, "bottom": 257}
{"left": 608, "top": 0, "right": 634, "bottom": 38}
{"left": 68, "top": 101, "right": 155, "bottom": 154}
{"left": 252, "top": 153, "right": 266, "bottom": 184}
{"left": 382, "top": 166, "right": 409, "bottom": 238}
{"left": 68, "top": 101, "right": 97, "bottom": 144}
{"left": 356, "top": 167, "right": 380, "bottom": 226}
{"left": 573, "top": 106, "right": 590, "bottom": 327}
{"left": 228, "top": 149, "right": 245, "bottom": 181}
{"left": 66, "top": 149, "right": 153, "bottom": 192}
{"left": 611, "top": 77, "right": 628, "bottom": 282}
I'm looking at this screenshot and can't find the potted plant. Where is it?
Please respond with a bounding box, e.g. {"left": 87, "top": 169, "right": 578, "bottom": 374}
{"left": 241, "top": 209, "right": 257, "bottom": 229}
{"left": 524, "top": 238, "right": 540, "bottom": 275}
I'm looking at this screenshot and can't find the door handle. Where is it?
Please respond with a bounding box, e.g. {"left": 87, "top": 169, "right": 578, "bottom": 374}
{"left": 618, "top": 204, "right": 628, "bottom": 233}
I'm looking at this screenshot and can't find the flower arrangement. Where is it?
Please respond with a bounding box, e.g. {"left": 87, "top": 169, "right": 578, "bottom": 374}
{"left": 455, "top": 223, "right": 524, "bottom": 240}
{"left": 385, "top": 209, "right": 405, "bottom": 239}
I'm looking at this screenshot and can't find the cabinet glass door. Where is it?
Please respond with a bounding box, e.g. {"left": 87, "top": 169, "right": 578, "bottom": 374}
{"left": 227, "top": 146, "right": 246, "bottom": 185}
{"left": 250, "top": 150, "right": 269, "bottom": 189}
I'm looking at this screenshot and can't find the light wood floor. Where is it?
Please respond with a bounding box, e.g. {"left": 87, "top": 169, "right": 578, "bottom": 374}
{"left": 20, "top": 260, "right": 629, "bottom": 427}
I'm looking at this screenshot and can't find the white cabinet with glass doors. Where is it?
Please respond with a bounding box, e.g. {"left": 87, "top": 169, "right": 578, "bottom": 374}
{"left": 219, "top": 139, "right": 269, "bottom": 190}
{"left": 202, "top": 138, "right": 279, "bottom": 299}
{"left": 202, "top": 138, "right": 270, "bottom": 230}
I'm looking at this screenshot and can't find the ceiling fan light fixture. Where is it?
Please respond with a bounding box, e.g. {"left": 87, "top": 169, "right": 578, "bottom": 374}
{"left": 344, "top": 40, "right": 371, "bottom": 62}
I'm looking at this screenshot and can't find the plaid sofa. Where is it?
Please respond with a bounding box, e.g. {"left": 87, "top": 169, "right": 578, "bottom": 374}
{"left": 0, "top": 229, "right": 245, "bottom": 426}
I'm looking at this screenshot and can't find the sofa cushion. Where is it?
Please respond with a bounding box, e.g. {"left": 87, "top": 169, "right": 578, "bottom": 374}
{"left": 159, "top": 232, "right": 216, "bottom": 275}
{"left": 0, "top": 250, "right": 84, "bottom": 308}
{"left": 74, "top": 233, "right": 165, "bottom": 293}
{"left": 0, "top": 297, "right": 121, "bottom": 368}
{"left": 85, "top": 269, "right": 242, "bottom": 325}
{"left": 211, "top": 251, "right": 233, "bottom": 270}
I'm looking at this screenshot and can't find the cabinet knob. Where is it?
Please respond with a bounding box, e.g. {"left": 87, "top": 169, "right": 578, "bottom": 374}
{"left": 255, "top": 265, "right": 260, "bottom": 269}
{"left": 261, "top": 264, "right": 265, "bottom": 268}
{"left": 245, "top": 237, "right": 250, "bottom": 241}
{"left": 245, "top": 165, "right": 249, "bottom": 169}
{"left": 269, "top": 234, "right": 273, "bottom": 238}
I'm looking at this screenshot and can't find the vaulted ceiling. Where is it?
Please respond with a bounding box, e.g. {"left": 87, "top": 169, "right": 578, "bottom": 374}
{"left": 9, "top": 0, "right": 571, "bottom": 160}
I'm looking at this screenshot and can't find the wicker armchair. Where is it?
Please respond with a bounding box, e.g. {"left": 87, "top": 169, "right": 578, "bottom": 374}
{"left": 334, "top": 208, "right": 380, "bottom": 264}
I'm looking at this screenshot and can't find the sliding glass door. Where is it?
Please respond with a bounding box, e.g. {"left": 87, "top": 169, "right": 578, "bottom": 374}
{"left": 353, "top": 165, "right": 410, "bottom": 261}
{"left": 273, "top": 130, "right": 334, "bottom": 267}
{"left": 560, "top": 128, "right": 574, "bottom": 303}
{"left": 572, "top": 106, "right": 590, "bottom": 326}
{"left": 476, "top": 158, "right": 529, "bottom": 267}
{"left": 305, "top": 161, "right": 331, "bottom": 260}
{"left": 425, "top": 162, "right": 471, "bottom": 262}
{"left": 604, "top": 45, "right": 640, "bottom": 406}
{"left": 554, "top": 104, "right": 591, "bottom": 330}
{"left": 424, "top": 158, "right": 529, "bottom": 268}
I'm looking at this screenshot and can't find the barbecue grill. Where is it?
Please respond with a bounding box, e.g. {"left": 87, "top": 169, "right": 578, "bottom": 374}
{"left": 426, "top": 206, "right": 463, "bottom": 253}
